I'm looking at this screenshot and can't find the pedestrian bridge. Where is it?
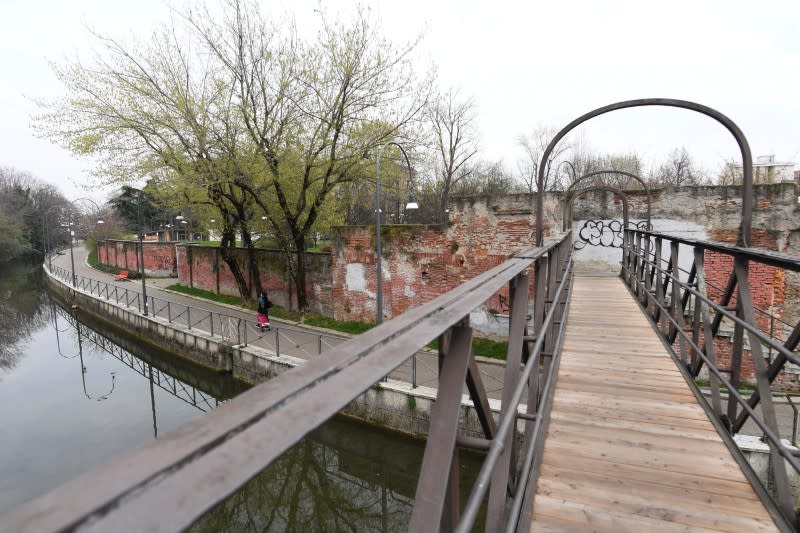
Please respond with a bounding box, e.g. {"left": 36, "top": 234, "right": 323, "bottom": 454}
{"left": 4, "top": 98, "right": 800, "bottom": 532}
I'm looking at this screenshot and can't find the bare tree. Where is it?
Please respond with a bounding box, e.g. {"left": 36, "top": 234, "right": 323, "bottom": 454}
{"left": 517, "top": 125, "right": 571, "bottom": 192}
{"left": 427, "top": 88, "right": 478, "bottom": 222}
{"left": 650, "top": 147, "right": 707, "bottom": 187}
{"left": 452, "top": 159, "right": 520, "bottom": 196}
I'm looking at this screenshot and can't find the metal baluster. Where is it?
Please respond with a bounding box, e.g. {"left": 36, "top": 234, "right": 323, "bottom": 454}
{"left": 275, "top": 327, "right": 280, "bottom": 356}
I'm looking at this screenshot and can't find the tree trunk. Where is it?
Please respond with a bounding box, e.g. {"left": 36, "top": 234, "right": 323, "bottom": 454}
{"left": 239, "top": 221, "right": 261, "bottom": 300}
{"left": 219, "top": 225, "right": 250, "bottom": 302}
{"left": 293, "top": 235, "right": 308, "bottom": 313}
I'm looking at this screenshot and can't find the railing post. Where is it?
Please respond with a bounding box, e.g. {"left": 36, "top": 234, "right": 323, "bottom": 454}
{"left": 318, "top": 335, "right": 322, "bottom": 355}
{"left": 210, "top": 312, "right": 214, "bottom": 337}
{"left": 275, "top": 327, "right": 280, "bottom": 356}
{"left": 734, "top": 255, "right": 796, "bottom": 520}
{"left": 633, "top": 232, "right": 642, "bottom": 298}
{"left": 168, "top": 302, "right": 172, "bottom": 323}
{"left": 187, "top": 307, "right": 191, "bottom": 330}
{"left": 670, "top": 241, "right": 688, "bottom": 365}
{"left": 693, "top": 247, "right": 722, "bottom": 417}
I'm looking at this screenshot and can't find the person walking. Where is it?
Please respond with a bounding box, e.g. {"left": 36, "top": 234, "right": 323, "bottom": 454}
{"left": 257, "top": 291, "right": 271, "bottom": 332}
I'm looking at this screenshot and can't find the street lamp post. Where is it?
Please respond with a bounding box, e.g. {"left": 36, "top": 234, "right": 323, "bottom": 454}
{"left": 133, "top": 187, "right": 149, "bottom": 316}
{"left": 49, "top": 198, "right": 103, "bottom": 287}
{"left": 375, "top": 140, "right": 416, "bottom": 325}
{"left": 67, "top": 205, "right": 77, "bottom": 287}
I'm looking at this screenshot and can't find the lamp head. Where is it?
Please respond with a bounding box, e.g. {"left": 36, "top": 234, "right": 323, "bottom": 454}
{"left": 405, "top": 193, "right": 419, "bottom": 211}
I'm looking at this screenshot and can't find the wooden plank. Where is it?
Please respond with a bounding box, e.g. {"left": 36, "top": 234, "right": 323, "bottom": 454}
{"left": 548, "top": 410, "right": 720, "bottom": 442}
{"left": 534, "top": 494, "right": 726, "bottom": 533}
{"left": 530, "top": 275, "right": 779, "bottom": 532}
{"left": 541, "top": 452, "right": 756, "bottom": 499}
{"left": 536, "top": 479, "right": 777, "bottom": 532}
{"left": 538, "top": 465, "right": 774, "bottom": 519}
{"left": 550, "top": 401, "right": 719, "bottom": 431}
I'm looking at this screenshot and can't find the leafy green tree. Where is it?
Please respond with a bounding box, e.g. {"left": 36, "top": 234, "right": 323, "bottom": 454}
{"left": 0, "top": 166, "right": 69, "bottom": 261}
{"left": 35, "top": 0, "right": 432, "bottom": 309}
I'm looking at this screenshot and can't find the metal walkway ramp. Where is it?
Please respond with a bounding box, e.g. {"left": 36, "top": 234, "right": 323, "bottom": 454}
{"left": 530, "top": 275, "right": 779, "bottom": 532}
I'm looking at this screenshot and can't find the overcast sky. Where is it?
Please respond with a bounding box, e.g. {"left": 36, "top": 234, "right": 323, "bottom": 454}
{"left": 1, "top": 0, "right": 798, "bottom": 203}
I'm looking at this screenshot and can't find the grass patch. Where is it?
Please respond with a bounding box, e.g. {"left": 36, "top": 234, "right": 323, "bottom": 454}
{"left": 165, "top": 284, "right": 245, "bottom": 307}
{"left": 87, "top": 247, "right": 99, "bottom": 269}
{"left": 304, "top": 315, "right": 374, "bottom": 335}
{"left": 427, "top": 337, "right": 509, "bottom": 360}
{"left": 694, "top": 378, "right": 757, "bottom": 394}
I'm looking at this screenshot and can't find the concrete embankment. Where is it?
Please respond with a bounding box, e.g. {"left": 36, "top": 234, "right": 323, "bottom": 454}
{"left": 45, "top": 268, "right": 508, "bottom": 440}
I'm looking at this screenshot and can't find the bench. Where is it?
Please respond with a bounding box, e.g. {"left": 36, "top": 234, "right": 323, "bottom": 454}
{"left": 114, "top": 270, "right": 129, "bottom": 281}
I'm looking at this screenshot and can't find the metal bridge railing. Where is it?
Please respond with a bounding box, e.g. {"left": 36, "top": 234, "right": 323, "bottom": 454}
{"left": 47, "top": 263, "right": 348, "bottom": 362}
{"left": 46, "top": 263, "right": 447, "bottom": 390}
{"left": 8, "top": 232, "right": 573, "bottom": 533}
{"left": 623, "top": 227, "right": 800, "bottom": 528}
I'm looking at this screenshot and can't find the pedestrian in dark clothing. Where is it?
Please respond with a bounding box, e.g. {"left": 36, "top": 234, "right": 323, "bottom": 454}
{"left": 257, "top": 291, "right": 271, "bottom": 331}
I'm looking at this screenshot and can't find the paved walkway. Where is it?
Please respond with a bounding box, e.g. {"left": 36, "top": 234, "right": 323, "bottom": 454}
{"left": 48, "top": 247, "right": 509, "bottom": 401}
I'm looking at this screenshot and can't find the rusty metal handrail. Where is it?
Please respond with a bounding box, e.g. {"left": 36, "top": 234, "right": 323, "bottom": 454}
{"left": 8, "top": 233, "right": 572, "bottom": 533}
{"left": 622, "top": 227, "right": 800, "bottom": 529}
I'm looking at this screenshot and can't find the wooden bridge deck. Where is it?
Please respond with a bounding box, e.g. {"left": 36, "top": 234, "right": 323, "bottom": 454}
{"left": 530, "top": 275, "right": 779, "bottom": 532}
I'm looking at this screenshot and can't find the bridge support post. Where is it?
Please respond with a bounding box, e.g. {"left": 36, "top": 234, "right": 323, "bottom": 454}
{"left": 485, "top": 273, "right": 530, "bottom": 530}
{"left": 409, "top": 326, "right": 473, "bottom": 531}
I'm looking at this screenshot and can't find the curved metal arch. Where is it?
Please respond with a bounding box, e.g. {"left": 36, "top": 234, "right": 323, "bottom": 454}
{"left": 563, "top": 170, "right": 652, "bottom": 231}
{"left": 535, "top": 98, "right": 753, "bottom": 246}
{"left": 567, "top": 185, "right": 630, "bottom": 232}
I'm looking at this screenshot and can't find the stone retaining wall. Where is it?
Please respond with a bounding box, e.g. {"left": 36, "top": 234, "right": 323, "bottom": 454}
{"left": 44, "top": 266, "right": 501, "bottom": 440}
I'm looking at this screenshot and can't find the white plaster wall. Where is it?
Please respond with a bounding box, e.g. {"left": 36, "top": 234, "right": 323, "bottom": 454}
{"left": 572, "top": 218, "right": 707, "bottom": 276}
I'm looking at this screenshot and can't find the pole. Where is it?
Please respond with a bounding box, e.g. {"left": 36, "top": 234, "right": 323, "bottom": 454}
{"left": 138, "top": 190, "right": 149, "bottom": 316}
{"left": 376, "top": 147, "right": 384, "bottom": 326}
{"left": 375, "top": 141, "right": 414, "bottom": 326}
{"left": 68, "top": 206, "right": 76, "bottom": 287}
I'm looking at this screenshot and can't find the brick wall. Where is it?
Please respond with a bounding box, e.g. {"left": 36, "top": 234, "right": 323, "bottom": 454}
{"left": 700, "top": 229, "right": 796, "bottom": 386}
{"left": 96, "top": 240, "right": 177, "bottom": 276}
{"left": 175, "top": 245, "right": 333, "bottom": 316}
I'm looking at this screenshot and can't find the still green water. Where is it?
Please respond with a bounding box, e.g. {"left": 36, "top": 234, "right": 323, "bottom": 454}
{"left": 0, "top": 261, "right": 484, "bottom": 531}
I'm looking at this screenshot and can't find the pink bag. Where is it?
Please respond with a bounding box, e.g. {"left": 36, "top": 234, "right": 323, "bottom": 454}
{"left": 257, "top": 313, "right": 270, "bottom": 331}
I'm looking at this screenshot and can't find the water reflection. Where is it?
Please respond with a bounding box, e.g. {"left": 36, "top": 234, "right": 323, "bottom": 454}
{"left": 0, "top": 262, "right": 48, "bottom": 372}
{"left": 52, "top": 312, "right": 117, "bottom": 400}
{"left": 2, "top": 266, "right": 485, "bottom": 530}
{"left": 0, "top": 283, "right": 245, "bottom": 514}
{"left": 50, "top": 304, "right": 237, "bottom": 435}
{"left": 190, "top": 418, "right": 484, "bottom": 533}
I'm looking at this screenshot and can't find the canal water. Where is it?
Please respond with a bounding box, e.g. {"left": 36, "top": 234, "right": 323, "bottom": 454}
{"left": 0, "top": 261, "right": 485, "bottom": 531}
